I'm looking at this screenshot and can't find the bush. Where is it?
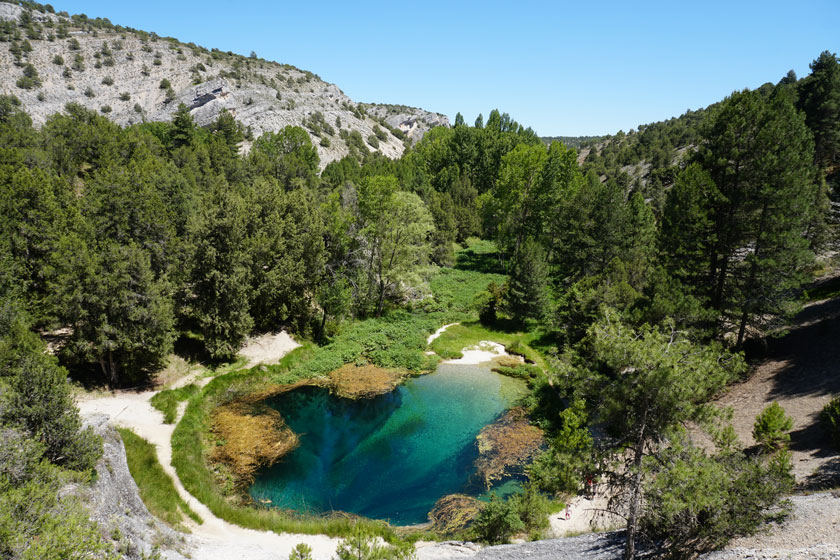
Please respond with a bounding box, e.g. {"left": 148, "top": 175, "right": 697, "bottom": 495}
{"left": 641, "top": 439, "right": 794, "bottom": 557}
{"left": 15, "top": 64, "right": 41, "bottom": 89}
{"left": 84, "top": 86, "right": 95, "bottom": 98}
{"left": 119, "top": 91, "right": 130, "bottom": 101}
{"left": 101, "top": 75, "right": 114, "bottom": 86}
{"left": 820, "top": 397, "right": 840, "bottom": 449}
{"left": 52, "top": 54, "right": 63, "bottom": 65}
{"left": 159, "top": 78, "right": 171, "bottom": 90}
{"left": 289, "top": 543, "right": 313, "bottom": 560}
{"left": 100, "top": 105, "right": 112, "bottom": 114}
{"left": 72, "top": 53, "right": 84, "bottom": 71}
{"left": 472, "top": 494, "right": 524, "bottom": 544}
{"left": 367, "top": 134, "right": 380, "bottom": 149}
{"left": 335, "top": 527, "right": 414, "bottom": 560}
{"left": 753, "top": 402, "right": 794, "bottom": 451}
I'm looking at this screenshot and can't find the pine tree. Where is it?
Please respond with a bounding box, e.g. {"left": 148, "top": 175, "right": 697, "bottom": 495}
{"left": 696, "top": 89, "right": 823, "bottom": 343}
{"left": 798, "top": 51, "right": 840, "bottom": 171}
{"left": 505, "top": 238, "right": 549, "bottom": 325}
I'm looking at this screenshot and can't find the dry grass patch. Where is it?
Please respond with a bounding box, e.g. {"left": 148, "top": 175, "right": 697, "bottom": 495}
{"left": 328, "top": 363, "right": 403, "bottom": 399}
{"left": 210, "top": 403, "right": 299, "bottom": 485}
{"left": 474, "top": 407, "right": 544, "bottom": 488}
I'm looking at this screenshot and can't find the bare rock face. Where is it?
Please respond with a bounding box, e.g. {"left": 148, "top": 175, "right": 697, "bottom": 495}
{"left": 360, "top": 103, "right": 451, "bottom": 145}
{"left": 0, "top": 3, "right": 448, "bottom": 167}
{"left": 81, "top": 413, "right": 190, "bottom": 560}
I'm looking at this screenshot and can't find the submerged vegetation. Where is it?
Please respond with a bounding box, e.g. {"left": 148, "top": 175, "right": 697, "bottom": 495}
{"left": 1, "top": 1, "right": 839, "bottom": 554}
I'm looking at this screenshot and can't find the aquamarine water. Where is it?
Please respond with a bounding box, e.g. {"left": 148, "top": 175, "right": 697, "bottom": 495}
{"left": 249, "top": 363, "right": 526, "bottom": 525}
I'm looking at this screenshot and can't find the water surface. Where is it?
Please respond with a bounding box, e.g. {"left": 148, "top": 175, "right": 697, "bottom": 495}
{"left": 249, "top": 363, "right": 526, "bottom": 525}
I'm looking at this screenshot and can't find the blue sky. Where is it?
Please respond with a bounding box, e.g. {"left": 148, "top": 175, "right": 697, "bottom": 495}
{"left": 56, "top": 0, "right": 840, "bottom": 136}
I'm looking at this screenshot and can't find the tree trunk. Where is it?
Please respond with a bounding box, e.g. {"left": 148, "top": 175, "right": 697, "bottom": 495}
{"left": 625, "top": 416, "right": 647, "bottom": 560}
{"left": 108, "top": 349, "right": 117, "bottom": 388}
{"left": 318, "top": 307, "right": 328, "bottom": 343}
{"left": 376, "top": 279, "right": 385, "bottom": 318}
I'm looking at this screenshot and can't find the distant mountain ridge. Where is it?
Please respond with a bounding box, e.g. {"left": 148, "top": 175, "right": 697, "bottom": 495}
{"left": 0, "top": 1, "right": 450, "bottom": 166}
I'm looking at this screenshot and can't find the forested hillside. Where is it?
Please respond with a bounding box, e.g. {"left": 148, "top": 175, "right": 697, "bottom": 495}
{"left": 577, "top": 55, "right": 840, "bottom": 215}
{"left": 2, "top": 2, "right": 840, "bottom": 557}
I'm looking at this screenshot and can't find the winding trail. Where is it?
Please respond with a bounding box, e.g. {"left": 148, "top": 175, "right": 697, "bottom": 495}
{"left": 77, "top": 333, "right": 341, "bottom": 560}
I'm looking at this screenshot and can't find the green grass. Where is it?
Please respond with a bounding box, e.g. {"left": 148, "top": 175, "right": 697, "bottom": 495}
{"left": 150, "top": 384, "right": 200, "bottom": 424}
{"left": 117, "top": 427, "right": 202, "bottom": 529}
{"left": 429, "top": 322, "right": 549, "bottom": 370}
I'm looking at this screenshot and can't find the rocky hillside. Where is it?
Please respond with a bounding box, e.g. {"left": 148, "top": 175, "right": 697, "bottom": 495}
{"left": 0, "top": 1, "right": 449, "bottom": 166}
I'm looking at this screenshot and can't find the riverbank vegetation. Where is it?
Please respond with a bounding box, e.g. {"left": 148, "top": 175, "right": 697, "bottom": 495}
{"left": 117, "top": 427, "right": 201, "bottom": 529}
{"left": 1, "top": 35, "right": 839, "bottom": 558}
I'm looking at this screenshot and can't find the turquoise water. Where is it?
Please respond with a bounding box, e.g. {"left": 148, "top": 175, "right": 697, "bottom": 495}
{"left": 249, "top": 363, "right": 527, "bottom": 525}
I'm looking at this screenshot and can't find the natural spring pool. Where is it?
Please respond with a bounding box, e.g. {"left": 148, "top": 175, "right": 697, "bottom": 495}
{"left": 249, "top": 362, "right": 527, "bottom": 525}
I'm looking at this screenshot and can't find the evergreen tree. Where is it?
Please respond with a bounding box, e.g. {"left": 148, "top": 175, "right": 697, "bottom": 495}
{"left": 505, "top": 238, "right": 549, "bottom": 325}
{"left": 51, "top": 239, "right": 175, "bottom": 386}
{"left": 189, "top": 181, "right": 253, "bottom": 361}
{"left": 696, "top": 89, "right": 823, "bottom": 343}
{"left": 567, "top": 313, "right": 745, "bottom": 559}
{"left": 170, "top": 102, "right": 195, "bottom": 149}
{"left": 798, "top": 51, "right": 840, "bottom": 172}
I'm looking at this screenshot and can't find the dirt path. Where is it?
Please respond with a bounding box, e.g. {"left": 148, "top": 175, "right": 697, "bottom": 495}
{"left": 77, "top": 334, "right": 340, "bottom": 560}
{"left": 548, "top": 491, "right": 621, "bottom": 537}
{"left": 716, "top": 297, "right": 840, "bottom": 485}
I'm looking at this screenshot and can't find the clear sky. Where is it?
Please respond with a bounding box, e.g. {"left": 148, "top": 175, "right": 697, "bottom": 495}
{"left": 54, "top": 0, "right": 840, "bottom": 136}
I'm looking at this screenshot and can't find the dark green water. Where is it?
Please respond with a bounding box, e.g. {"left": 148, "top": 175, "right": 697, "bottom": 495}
{"left": 249, "top": 363, "right": 526, "bottom": 525}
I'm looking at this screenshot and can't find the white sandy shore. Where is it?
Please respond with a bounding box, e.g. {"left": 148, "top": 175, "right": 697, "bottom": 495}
{"left": 442, "top": 341, "right": 522, "bottom": 366}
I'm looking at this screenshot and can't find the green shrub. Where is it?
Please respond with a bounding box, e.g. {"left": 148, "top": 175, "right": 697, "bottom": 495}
{"left": 101, "top": 75, "right": 114, "bottom": 86}
{"left": 52, "top": 54, "right": 63, "bottom": 65}
{"left": 367, "top": 134, "right": 380, "bottom": 149}
{"left": 289, "top": 543, "right": 313, "bottom": 560}
{"left": 119, "top": 91, "right": 130, "bottom": 101}
{"left": 335, "top": 527, "right": 415, "bottom": 560}
{"left": 15, "top": 64, "right": 41, "bottom": 89}
{"left": 820, "top": 397, "right": 840, "bottom": 449}
{"left": 100, "top": 105, "right": 112, "bottom": 114}
{"left": 472, "top": 494, "right": 524, "bottom": 544}
{"left": 753, "top": 402, "right": 793, "bottom": 451}
{"left": 84, "top": 86, "right": 95, "bottom": 98}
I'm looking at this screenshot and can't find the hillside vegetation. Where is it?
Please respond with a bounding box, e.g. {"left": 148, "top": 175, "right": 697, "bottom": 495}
{"left": 0, "top": 1, "right": 448, "bottom": 167}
